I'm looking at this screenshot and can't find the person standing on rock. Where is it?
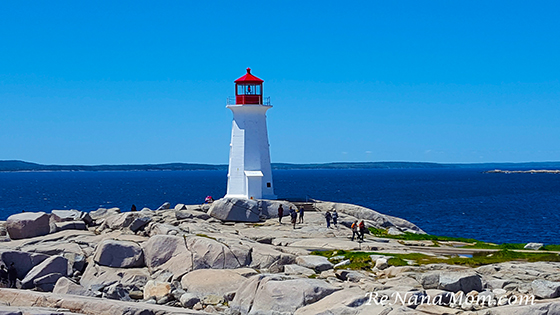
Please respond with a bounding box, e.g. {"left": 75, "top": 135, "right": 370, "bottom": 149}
{"left": 351, "top": 220, "right": 359, "bottom": 241}
{"left": 7, "top": 262, "right": 17, "bottom": 288}
{"left": 332, "top": 210, "right": 339, "bottom": 228}
{"left": 325, "top": 211, "right": 332, "bottom": 228}
{"left": 298, "top": 206, "right": 304, "bottom": 223}
{"left": 290, "top": 207, "right": 297, "bottom": 229}
{"left": 358, "top": 220, "right": 366, "bottom": 241}
{"left": 0, "top": 264, "right": 8, "bottom": 287}
{"left": 278, "top": 205, "right": 284, "bottom": 224}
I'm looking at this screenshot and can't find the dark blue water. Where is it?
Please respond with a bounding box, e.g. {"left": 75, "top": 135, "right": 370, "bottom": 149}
{"left": 1, "top": 169, "right": 559, "bottom": 244}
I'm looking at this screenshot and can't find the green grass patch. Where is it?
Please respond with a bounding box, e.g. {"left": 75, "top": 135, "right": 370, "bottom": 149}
{"left": 543, "top": 245, "right": 560, "bottom": 251}
{"left": 367, "top": 228, "right": 479, "bottom": 243}
{"left": 311, "top": 249, "right": 560, "bottom": 270}
{"left": 367, "top": 228, "right": 560, "bottom": 251}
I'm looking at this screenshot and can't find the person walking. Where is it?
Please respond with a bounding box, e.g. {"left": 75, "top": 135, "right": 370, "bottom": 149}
{"left": 325, "top": 211, "right": 332, "bottom": 228}
{"left": 351, "top": 220, "right": 359, "bottom": 241}
{"left": 278, "top": 205, "right": 284, "bottom": 224}
{"left": 298, "top": 206, "right": 304, "bottom": 223}
{"left": 290, "top": 207, "right": 297, "bottom": 229}
{"left": 332, "top": 210, "right": 338, "bottom": 228}
{"left": 7, "top": 262, "right": 17, "bottom": 288}
{"left": 358, "top": 220, "right": 366, "bottom": 241}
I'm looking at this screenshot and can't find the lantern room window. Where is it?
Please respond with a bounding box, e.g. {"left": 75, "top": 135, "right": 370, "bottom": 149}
{"left": 234, "top": 68, "right": 265, "bottom": 105}
{"left": 237, "top": 84, "right": 261, "bottom": 95}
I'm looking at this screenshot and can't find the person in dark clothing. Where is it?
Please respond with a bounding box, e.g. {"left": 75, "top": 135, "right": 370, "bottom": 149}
{"left": 332, "top": 210, "right": 338, "bottom": 227}
{"left": 278, "top": 205, "right": 284, "bottom": 224}
{"left": 131, "top": 204, "right": 137, "bottom": 212}
{"left": 8, "top": 262, "right": 17, "bottom": 288}
{"left": 325, "top": 211, "right": 332, "bottom": 228}
{"left": 298, "top": 206, "right": 304, "bottom": 223}
{"left": 358, "top": 220, "right": 366, "bottom": 241}
{"left": 351, "top": 220, "right": 359, "bottom": 241}
{"left": 0, "top": 264, "right": 8, "bottom": 286}
{"left": 290, "top": 207, "right": 297, "bottom": 229}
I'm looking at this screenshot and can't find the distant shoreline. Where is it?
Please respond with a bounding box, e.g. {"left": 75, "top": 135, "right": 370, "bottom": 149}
{"left": 2, "top": 160, "right": 560, "bottom": 172}
{"left": 485, "top": 169, "right": 560, "bottom": 174}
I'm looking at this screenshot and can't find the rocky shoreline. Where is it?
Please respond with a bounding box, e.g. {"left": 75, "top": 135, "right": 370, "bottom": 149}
{"left": 1, "top": 199, "right": 560, "bottom": 315}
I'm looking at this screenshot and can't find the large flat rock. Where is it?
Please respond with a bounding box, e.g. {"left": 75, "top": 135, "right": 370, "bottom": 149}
{"left": 0, "top": 288, "right": 202, "bottom": 315}
{"left": 93, "top": 240, "right": 145, "bottom": 268}
{"left": 6, "top": 212, "right": 51, "bottom": 240}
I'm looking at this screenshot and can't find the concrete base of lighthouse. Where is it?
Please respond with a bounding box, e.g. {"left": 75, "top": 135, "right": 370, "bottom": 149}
{"left": 225, "top": 104, "right": 276, "bottom": 200}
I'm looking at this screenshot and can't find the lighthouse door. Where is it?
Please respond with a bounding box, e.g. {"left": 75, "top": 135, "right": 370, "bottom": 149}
{"left": 244, "top": 171, "right": 263, "bottom": 200}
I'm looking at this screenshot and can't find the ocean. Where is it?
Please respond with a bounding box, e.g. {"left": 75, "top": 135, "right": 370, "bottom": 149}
{"left": 0, "top": 169, "right": 559, "bottom": 244}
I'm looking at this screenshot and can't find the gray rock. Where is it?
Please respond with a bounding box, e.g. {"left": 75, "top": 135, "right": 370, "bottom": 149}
{"left": 156, "top": 202, "right": 171, "bottom": 210}
{"left": 21, "top": 256, "right": 69, "bottom": 289}
{"left": 0, "top": 250, "right": 49, "bottom": 279}
{"left": 174, "top": 204, "right": 187, "bottom": 211}
{"left": 54, "top": 221, "right": 87, "bottom": 232}
{"left": 129, "top": 290, "right": 143, "bottom": 300}
{"left": 181, "top": 269, "right": 252, "bottom": 300}
{"left": 79, "top": 263, "right": 149, "bottom": 292}
{"left": 103, "top": 282, "right": 131, "bottom": 301}
{"left": 50, "top": 210, "right": 83, "bottom": 222}
{"left": 524, "top": 242, "right": 544, "bottom": 250}
{"left": 387, "top": 227, "right": 404, "bottom": 235}
{"left": 207, "top": 198, "right": 261, "bottom": 222}
{"left": 202, "top": 294, "right": 224, "bottom": 305}
{"left": 230, "top": 275, "right": 340, "bottom": 315}
{"left": 89, "top": 207, "right": 120, "bottom": 221}
{"left": 294, "top": 287, "right": 370, "bottom": 315}
{"left": 143, "top": 280, "right": 171, "bottom": 300}
{"left": 33, "top": 272, "right": 64, "bottom": 292}
{"left": 421, "top": 271, "right": 482, "bottom": 293}
{"left": 106, "top": 212, "right": 139, "bottom": 230}
{"left": 284, "top": 264, "right": 316, "bottom": 276}
{"left": 477, "top": 290, "right": 495, "bottom": 306}
{"left": 93, "top": 239, "right": 145, "bottom": 268}
{"left": 532, "top": 279, "right": 560, "bottom": 299}
{"left": 375, "top": 258, "right": 389, "bottom": 270}
{"left": 53, "top": 277, "right": 95, "bottom": 297}
{"left": 0, "top": 222, "right": 6, "bottom": 237}
{"left": 421, "top": 272, "right": 441, "bottom": 290}
{"left": 6, "top": 212, "right": 51, "bottom": 240}
{"left": 295, "top": 255, "right": 333, "bottom": 272}
{"left": 143, "top": 235, "right": 250, "bottom": 281}
{"left": 175, "top": 210, "right": 193, "bottom": 220}
{"left": 335, "top": 270, "right": 366, "bottom": 282}
{"left": 438, "top": 272, "right": 483, "bottom": 293}
{"left": 129, "top": 216, "right": 151, "bottom": 232}
{"left": 180, "top": 293, "right": 200, "bottom": 308}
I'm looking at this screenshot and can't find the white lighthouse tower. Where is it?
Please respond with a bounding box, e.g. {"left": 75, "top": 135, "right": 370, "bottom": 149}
{"left": 225, "top": 68, "right": 276, "bottom": 200}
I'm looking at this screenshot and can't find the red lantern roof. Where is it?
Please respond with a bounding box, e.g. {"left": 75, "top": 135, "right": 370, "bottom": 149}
{"left": 234, "top": 68, "right": 264, "bottom": 83}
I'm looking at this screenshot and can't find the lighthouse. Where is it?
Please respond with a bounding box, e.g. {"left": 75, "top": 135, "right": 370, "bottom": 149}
{"left": 225, "top": 68, "right": 276, "bottom": 200}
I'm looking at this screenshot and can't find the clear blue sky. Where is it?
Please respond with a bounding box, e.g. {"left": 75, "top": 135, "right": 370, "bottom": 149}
{"left": 1, "top": 1, "right": 559, "bottom": 165}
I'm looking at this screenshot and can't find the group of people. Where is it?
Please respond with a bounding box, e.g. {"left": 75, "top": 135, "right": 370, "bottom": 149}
{"left": 351, "top": 220, "right": 367, "bottom": 241}
{"left": 276, "top": 205, "right": 367, "bottom": 241}
{"left": 278, "top": 205, "right": 304, "bottom": 229}
{"left": 0, "top": 262, "right": 17, "bottom": 288}
{"left": 323, "top": 210, "right": 339, "bottom": 228}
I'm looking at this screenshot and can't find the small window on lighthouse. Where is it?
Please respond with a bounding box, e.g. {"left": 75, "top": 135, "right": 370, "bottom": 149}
{"left": 267, "top": 182, "right": 271, "bottom": 188}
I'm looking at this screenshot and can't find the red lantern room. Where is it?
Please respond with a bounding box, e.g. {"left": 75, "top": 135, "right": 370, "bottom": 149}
{"left": 235, "top": 68, "right": 264, "bottom": 105}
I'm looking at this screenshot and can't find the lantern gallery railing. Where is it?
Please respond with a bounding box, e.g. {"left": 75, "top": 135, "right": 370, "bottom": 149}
{"left": 227, "top": 96, "right": 271, "bottom": 105}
